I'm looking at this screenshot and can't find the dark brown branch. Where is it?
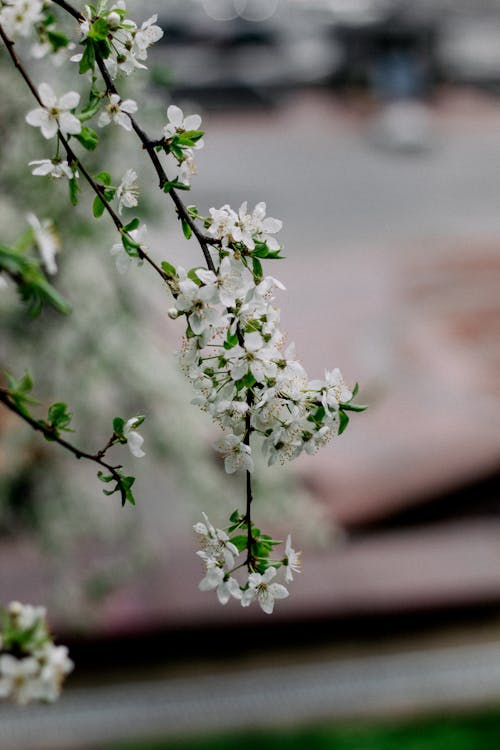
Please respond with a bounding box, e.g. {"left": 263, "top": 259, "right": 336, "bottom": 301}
{"left": 51, "top": 0, "right": 83, "bottom": 22}
{"left": 0, "top": 23, "right": 167, "bottom": 282}
{"left": 0, "top": 388, "right": 127, "bottom": 503}
{"left": 50, "top": 0, "right": 215, "bottom": 272}
{"left": 92, "top": 53, "right": 217, "bottom": 273}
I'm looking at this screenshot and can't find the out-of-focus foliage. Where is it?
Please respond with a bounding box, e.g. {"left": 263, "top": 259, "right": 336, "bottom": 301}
{"left": 108, "top": 710, "right": 500, "bottom": 750}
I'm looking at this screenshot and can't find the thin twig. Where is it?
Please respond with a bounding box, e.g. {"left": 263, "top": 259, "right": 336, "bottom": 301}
{"left": 0, "top": 388, "right": 128, "bottom": 503}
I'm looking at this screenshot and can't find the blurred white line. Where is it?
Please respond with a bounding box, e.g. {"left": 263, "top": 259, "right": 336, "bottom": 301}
{"left": 1, "top": 640, "right": 500, "bottom": 749}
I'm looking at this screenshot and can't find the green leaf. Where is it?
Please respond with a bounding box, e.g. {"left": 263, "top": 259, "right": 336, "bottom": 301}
{"left": 95, "top": 171, "right": 112, "bottom": 186}
{"left": 99, "top": 469, "right": 137, "bottom": 507}
{"left": 120, "top": 474, "right": 136, "bottom": 507}
{"left": 338, "top": 410, "right": 350, "bottom": 435}
{"left": 5, "top": 370, "right": 38, "bottom": 418}
{"left": 252, "top": 242, "right": 269, "bottom": 259}
{"left": 68, "top": 177, "right": 80, "bottom": 206}
{"left": 352, "top": 382, "right": 359, "bottom": 398}
{"left": 123, "top": 217, "right": 140, "bottom": 233}
{"left": 0, "top": 244, "right": 71, "bottom": 317}
{"left": 229, "top": 535, "right": 248, "bottom": 552}
{"left": 121, "top": 233, "right": 140, "bottom": 258}
{"left": 79, "top": 40, "right": 96, "bottom": 74}
{"left": 176, "top": 130, "right": 204, "bottom": 147}
{"left": 223, "top": 331, "right": 239, "bottom": 350}
{"left": 47, "top": 30, "right": 69, "bottom": 51}
{"left": 161, "top": 260, "right": 176, "bottom": 277}
{"left": 252, "top": 258, "right": 263, "bottom": 282}
{"left": 113, "top": 417, "right": 125, "bottom": 436}
{"left": 77, "top": 98, "right": 101, "bottom": 123}
{"left": 48, "top": 402, "right": 73, "bottom": 431}
{"left": 181, "top": 218, "right": 192, "bottom": 240}
{"left": 242, "top": 372, "right": 257, "bottom": 389}
{"left": 162, "top": 178, "right": 190, "bottom": 193}
{"left": 97, "top": 471, "right": 114, "bottom": 484}
{"left": 88, "top": 17, "right": 109, "bottom": 41}
{"left": 74, "top": 125, "right": 98, "bottom": 151}
{"left": 95, "top": 37, "right": 111, "bottom": 59}
{"left": 93, "top": 195, "right": 105, "bottom": 218}
{"left": 187, "top": 267, "right": 203, "bottom": 286}
{"left": 340, "top": 402, "right": 367, "bottom": 412}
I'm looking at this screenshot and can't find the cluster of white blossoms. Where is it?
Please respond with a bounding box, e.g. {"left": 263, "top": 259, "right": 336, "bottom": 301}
{"left": 194, "top": 513, "right": 301, "bottom": 614}
{"left": 0, "top": 0, "right": 44, "bottom": 39}
{"left": 0, "top": 602, "right": 73, "bottom": 704}
{"left": 168, "top": 199, "right": 356, "bottom": 471}
{"left": 1, "top": 0, "right": 365, "bottom": 620}
{"left": 73, "top": 1, "right": 163, "bottom": 79}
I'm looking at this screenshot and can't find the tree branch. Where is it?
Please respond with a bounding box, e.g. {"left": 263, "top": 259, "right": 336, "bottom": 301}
{"left": 0, "top": 22, "right": 168, "bottom": 282}
{"left": 51, "top": 0, "right": 217, "bottom": 273}
{"left": 0, "top": 388, "right": 129, "bottom": 505}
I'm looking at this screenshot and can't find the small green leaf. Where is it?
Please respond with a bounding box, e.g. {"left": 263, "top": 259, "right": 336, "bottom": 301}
{"left": 48, "top": 402, "right": 73, "bottom": 431}
{"left": 252, "top": 258, "right": 263, "bottom": 282}
{"left": 123, "top": 217, "right": 140, "bottom": 233}
{"left": 97, "top": 471, "right": 114, "bottom": 484}
{"left": 229, "top": 535, "right": 248, "bottom": 552}
{"left": 162, "top": 178, "right": 190, "bottom": 193}
{"left": 79, "top": 40, "right": 96, "bottom": 74}
{"left": 113, "top": 417, "right": 125, "bottom": 436}
{"left": 176, "top": 131, "right": 204, "bottom": 147}
{"left": 338, "top": 410, "right": 350, "bottom": 435}
{"left": 77, "top": 99, "right": 101, "bottom": 122}
{"left": 161, "top": 260, "right": 176, "bottom": 277}
{"left": 74, "top": 126, "right": 98, "bottom": 151}
{"left": 88, "top": 17, "right": 109, "bottom": 41}
{"left": 69, "top": 177, "right": 80, "bottom": 206}
{"left": 93, "top": 195, "right": 105, "bottom": 218}
{"left": 340, "top": 402, "right": 367, "bottom": 412}
{"left": 223, "top": 331, "right": 238, "bottom": 350}
{"left": 121, "top": 233, "right": 141, "bottom": 257}
{"left": 187, "top": 267, "right": 203, "bottom": 286}
{"left": 181, "top": 218, "right": 192, "bottom": 240}
{"left": 95, "top": 171, "right": 112, "bottom": 186}
{"left": 242, "top": 372, "right": 257, "bottom": 389}
{"left": 47, "top": 29, "right": 69, "bottom": 51}
{"left": 95, "top": 37, "right": 111, "bottom": 60}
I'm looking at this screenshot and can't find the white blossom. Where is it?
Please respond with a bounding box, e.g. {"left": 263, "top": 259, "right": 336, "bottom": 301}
{"left": 241, "top": 567, "right": 289, "bottom": 614}
{"left": 0, "top": 655, "right": 41, "bottom": 705}
{"left": 133, "top": 14, "right": 164, "bottom": 60}
{"left": 177, "top": 149, "right": 197, "bottom": 186}
{"left": 213, "top": 434, "right": 254, "bottom": 474}
{"left": 116, "top": 168, "right": 139, "bottom": 214}
{"left": 27, "top": 214, "right": 60, "bottom": 276}
{"left": 34, "top": 644, "right": 73, "bottom": 702}
{"left": 26, "top": 83, "right": 81, "bottom": 140}
{"left": 110, "top": 224, "right": 146, "bottom": 274}
{"left": 98, "top": 94, "right": 137, "bottom": 131}
{"left": 163, "top": 105, "right": 203, "bottom": 142}
{"left": 29, "top": 159, "right": 77, "bottom": 180}
{"left": 0, "top": 0, "right": 44, "bottom": 39}
{"left": 123, "top": 417, "right": 145, "bottom": 458}
{"left": 283, "top": 535, "right": 301, "bottom": 583}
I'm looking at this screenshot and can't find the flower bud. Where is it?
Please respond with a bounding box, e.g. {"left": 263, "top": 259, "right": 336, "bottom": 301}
{"left": 107, "top": 11, "right": 121, "bottom": 30}
{"left": 168, "top": 308, "right": 179, "bottom": 320}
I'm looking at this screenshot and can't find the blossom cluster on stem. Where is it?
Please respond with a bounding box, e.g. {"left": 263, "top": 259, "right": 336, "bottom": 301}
{"left": 0, "top": 0, "right": 366, "bottom": 625}
{"left": 0, "top": 602, "right": 73, "bottom": 704}
{"left": 194, "top": 513, "right": 301, "bottom": 615}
